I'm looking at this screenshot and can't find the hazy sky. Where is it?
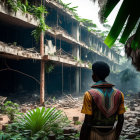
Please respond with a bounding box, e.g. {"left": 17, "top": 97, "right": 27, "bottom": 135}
{"left": 62, "top": 0, "right": 123, "bottom": 30}
{"left": 62, "top": 0, "right": 125, "bottom": 55}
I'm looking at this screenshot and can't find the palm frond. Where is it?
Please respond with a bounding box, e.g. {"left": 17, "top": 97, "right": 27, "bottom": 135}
{"left": 99, "top": 0, "right": 120, "bottom": 22}
{"left": 20, "top": 107, "right": 63, "bottom": 134}
{"left": 119, "top": 14, "right": 139, "bottom": 44}
{"left": 104, "top": 0, "right": 131, "bottom": 47}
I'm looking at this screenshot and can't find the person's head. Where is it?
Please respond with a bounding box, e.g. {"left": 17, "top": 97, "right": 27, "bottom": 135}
{"left": 92, "top": 61, "right": 110, "bottom": 82}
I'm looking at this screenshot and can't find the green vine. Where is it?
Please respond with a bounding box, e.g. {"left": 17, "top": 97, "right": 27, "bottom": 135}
{"left": 30, "top": 5, "right": 50, "bottom": 43}
{"left": 88, "top": 62, "right": 92, "bottom": 69}
{"left": 31, "top": 12, "right": 50, "bottom": 43}
{"left": 45, "top": 61, "right": 54, "bottom": 73}
{"left": 6, "top": 0, "right": 21, "bottom": 12}
{"left": 56, "top": 0, "right": 98, "bottom": 35}
{"left": 4, "top": 0, "right": 50, "bottom": 43}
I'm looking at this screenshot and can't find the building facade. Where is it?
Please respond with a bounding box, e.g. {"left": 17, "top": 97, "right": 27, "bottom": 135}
{"left": 0, "top": 0, "right": 121, "bottom": 104}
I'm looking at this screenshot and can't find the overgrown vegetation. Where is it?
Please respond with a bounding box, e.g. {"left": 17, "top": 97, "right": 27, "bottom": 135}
{"left": 45, "top": 61, "right": 54, "bottom": 73}
{"left": 88, "top": 62, "right": 92, "bottom": 69}
{"left": 4, "top": 0, "right": 50, "bottom": 43}
{"left": 31, "top": 5, "right": 50, "bottom": 43}
{"left": 0, "top": 102, "right": 78, "bottom": 140}
{"left": 0, "top": 101, "right": 20, "bottom": 121}
{"left": 6, "top": 0, "right": 21, "bottom": 12}
{"left": 56, "top": 0, "right": 123, "bottom": 54}
{"left": 56, "top": 0, "right": 97, "bottom": 32}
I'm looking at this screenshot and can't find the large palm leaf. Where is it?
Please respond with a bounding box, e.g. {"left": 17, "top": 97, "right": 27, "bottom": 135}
{"left": 92, "top": 0, "right": 140, "bottom": 50}
{"left": 20, "top": 107, "right": 63, "bottom": 134}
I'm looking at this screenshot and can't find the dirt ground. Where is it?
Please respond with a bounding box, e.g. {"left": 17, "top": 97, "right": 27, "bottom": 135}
{"left": 60, "top": 107, "right": 84, "bottom": 130}
{"left": 60, "top": 107, "right": 84, "bottom": 122}
{"left": 0, "top": 107, "right": 84, "bottom": 131}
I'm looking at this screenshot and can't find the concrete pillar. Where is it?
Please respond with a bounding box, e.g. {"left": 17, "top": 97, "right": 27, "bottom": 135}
{"left": 112, "top": 64, "right": 115, "bottom": 72}
{"left": 72, "top": 45, "right": 80, "bottom": 60}
{"left": 108, "top": 50, "right": 112, "bottom": 60}
{"left": 75, "top": 68, "right": 80, "bottom": 95}
{"left": 77, "top": 24, "right": 80, "bottom": 41}
{"left": 111, "top": 53, "right": 114, "bottom": 61}
{"left": 72, "top": 23, "right": 80, "bottom": 41}
{"left": 72, "top": 45, "right": 80, "bottom": 95}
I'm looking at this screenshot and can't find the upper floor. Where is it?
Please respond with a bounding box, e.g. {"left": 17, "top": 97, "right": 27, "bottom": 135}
{"left": 0, "top": 0, "right": 121, "bottom": 71}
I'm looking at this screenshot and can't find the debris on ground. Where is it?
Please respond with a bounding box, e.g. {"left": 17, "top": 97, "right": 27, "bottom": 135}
{"left": 45, "top": 94, "right": 83, "bottom": 109}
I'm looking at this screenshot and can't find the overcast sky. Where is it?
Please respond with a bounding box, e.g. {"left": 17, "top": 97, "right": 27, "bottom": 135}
{"left": 62, "top": 0, "right": 123, "bottom": 30}
{"left": 62, "top": 0, "right": 125, "bottom": 55}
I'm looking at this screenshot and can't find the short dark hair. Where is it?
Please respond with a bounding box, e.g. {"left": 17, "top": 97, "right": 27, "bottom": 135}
{"left": 92, "top": 61, "right": 110, "bottom": 80}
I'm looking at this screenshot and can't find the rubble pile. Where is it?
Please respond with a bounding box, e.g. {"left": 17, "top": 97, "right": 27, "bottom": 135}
{"left": 121, "top": 99, "right": 140, "bottom": 139}
{"left": 45, "top": 94, "right": 82, "bottom": 109}
{"left": 1, "top": 94, "right": 140, "bottom": 139}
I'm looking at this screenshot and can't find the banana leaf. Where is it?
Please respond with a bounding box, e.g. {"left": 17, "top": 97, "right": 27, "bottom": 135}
{"left": 119, "top": 13, "right": 139, "bottom": 44}
{"left": 99, "top": 0, "right": 120, "bottom": 22}
{"left": 104, "top": 0, "right": 131, "bottom": 47}
{"left": 93, "top": 0, "right": 140, "bottom": 49}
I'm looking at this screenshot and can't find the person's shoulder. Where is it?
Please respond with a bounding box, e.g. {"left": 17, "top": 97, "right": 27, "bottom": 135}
{"left": 113, "top": 88, "right": 124, "bottom": 97}
{"left": 84, "top": 91, "right": 90, "bottom": 96}
{"left": 88, "top": 88, "right": 98, "bottom": 93}
{"left": 84, "top": 90, "right": 96, "bottom": 98}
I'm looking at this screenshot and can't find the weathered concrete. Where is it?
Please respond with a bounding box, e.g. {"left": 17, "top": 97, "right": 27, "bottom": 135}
{"left": 71, "top": 23, "right": 80, "bottom": 41}
{"left": 0, "top": 41, "right": 88, "bottom": 68}
{"left": 75, "top": 68, "right": 80, "bottom": 95}
{"left": 0, "top": 41, "right": 41, "bottom": 60}
{"left": 72, "top": 45, "right": 80, "bottom": 60}
{"left": 0, "top": 3, "right": 38, "bottom": 27}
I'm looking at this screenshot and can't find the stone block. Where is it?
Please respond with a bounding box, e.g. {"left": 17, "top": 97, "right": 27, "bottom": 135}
{"left": 137, "top": 118, "right": 140, "bottom": 126}
{"left": 127, "top": 133, "right": 136, "bottom": 139}
{"left": 130, "top": 107, "right": 135, "bottom": 111}
{"left": 48, "top": 133, "right": 56, "bottom": 140}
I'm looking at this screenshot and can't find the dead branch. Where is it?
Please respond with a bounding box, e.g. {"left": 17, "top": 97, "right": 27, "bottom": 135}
{"left": 0, "top": 68, "right": 40, "bottom": 84}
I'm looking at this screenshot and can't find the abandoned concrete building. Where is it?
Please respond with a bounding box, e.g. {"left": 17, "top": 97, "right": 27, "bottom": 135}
{"left": 0, "top": 0, "right": 121, "bottom": 104}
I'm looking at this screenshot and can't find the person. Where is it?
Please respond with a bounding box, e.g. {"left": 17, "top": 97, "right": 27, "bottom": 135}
{"left": 80, "top": 61, "right": 125, "bottom": 140}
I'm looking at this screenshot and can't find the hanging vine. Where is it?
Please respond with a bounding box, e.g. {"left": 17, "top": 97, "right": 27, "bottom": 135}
{"left": 45, "top": 61, "right": 54, "bottom": 73}
{"left": 3, "top": 0, "right": 50, "bottom": 43}
{"left": 31, "top": 5, "right": 50, "bottom": 43}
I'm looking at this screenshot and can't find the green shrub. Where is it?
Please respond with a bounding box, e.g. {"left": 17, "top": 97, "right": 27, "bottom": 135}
{"left": 19, "top": 107, "right": 63, "bottom": 135}
{"left": 1, "top": 107, "right": 71, "bottom": 139}
{"left": 0, "top": 132, "right": 11, "bottom": 140}
{"left": 0, "top": 101, "right": 20, "bottom": 121}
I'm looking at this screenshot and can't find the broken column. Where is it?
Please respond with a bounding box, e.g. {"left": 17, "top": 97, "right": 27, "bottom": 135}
{"left": 72, "top": 45, "right": 80, "bottom": 95}
{"left": 75, "top": 68, "right": 80, "bottom": 95}
{"left": 108, "top": 50, "right": 112, "bottom": 60}
{"left": 72, "top": 45, "right": 80, "bottom": 60}
{"left": 71, "top": 22, "right": 80, "bottom": 41}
